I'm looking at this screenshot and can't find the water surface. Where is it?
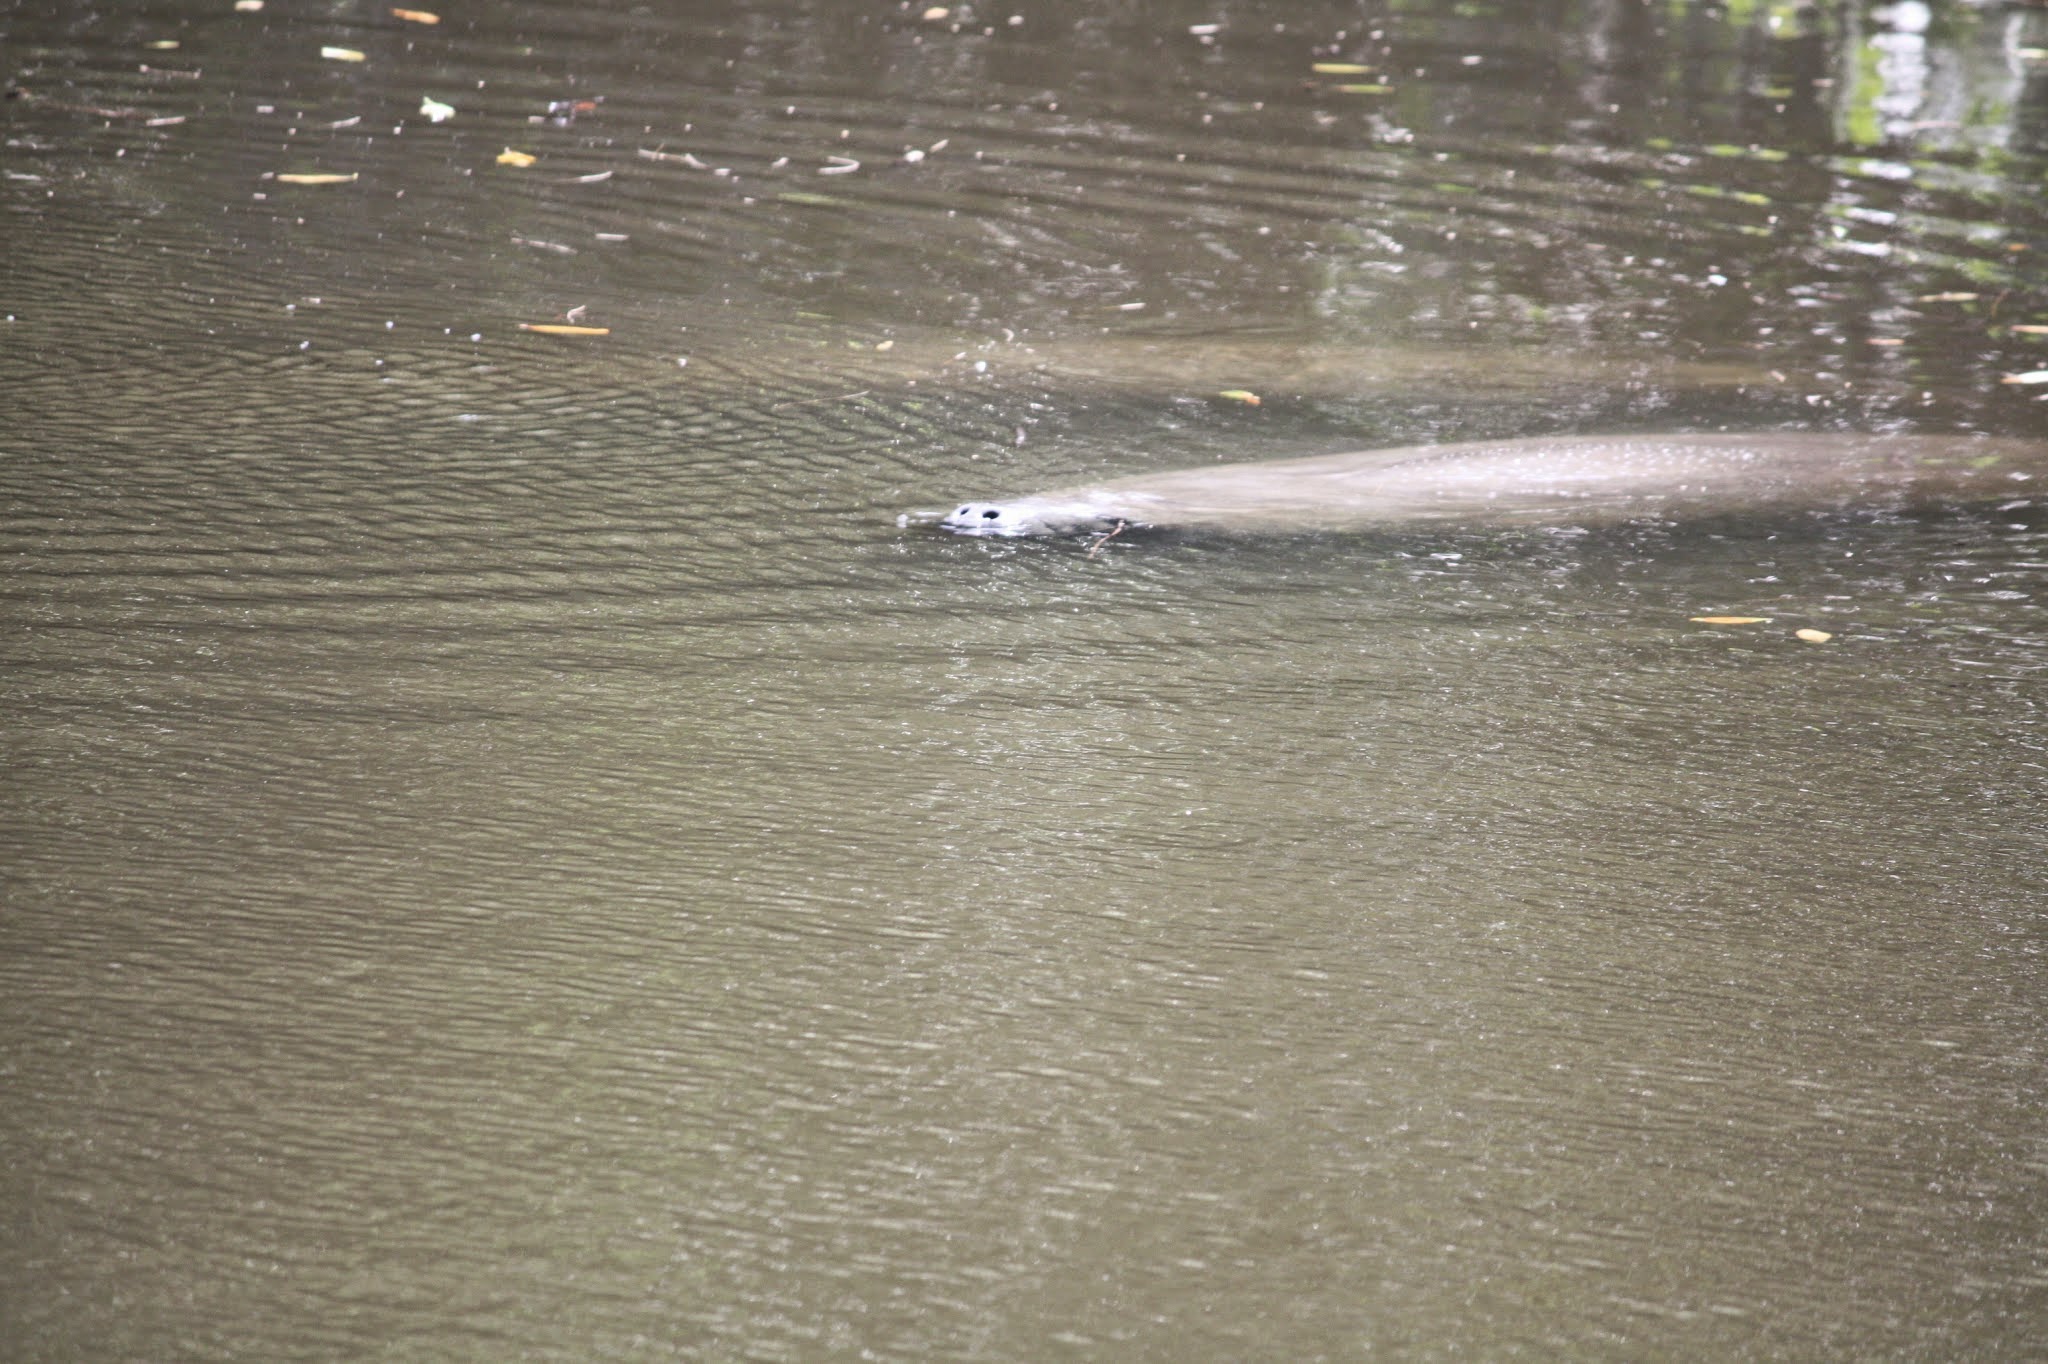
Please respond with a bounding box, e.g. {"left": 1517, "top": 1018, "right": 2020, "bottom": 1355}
{"left": 4, "top": 0, "right": 2046, "bottom": 1357}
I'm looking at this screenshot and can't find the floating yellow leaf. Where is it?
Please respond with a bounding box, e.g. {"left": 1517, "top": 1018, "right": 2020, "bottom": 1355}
{"left": 921, "top": 6, "right": 948, "bottom": 20}
{"left": 518, "top": 323, "right": 611, "bottom": 336}
{"left": 148, "top": 40, "right": 181, "bottom": 50}
{"left": 1795, "top": 628, "right": 1833, "bottom": 644}
{"left": 1915, "top": 291, "right": 1978, "bottom": 303}
{"left": 1869, "top": 337, "right": 1903, "bottom": 347}
{"left": 2011, "top": 325, "right": 2048, "bottom": 335}
{"left": 1690, "top": 615, "right": 1770, "bottom": 625}
{"left": 320, "top": 45, "right": 366, "bottom": 62}
{"left": 1999, "top": 370, "right": 2048, "bottom": 385}
{"left": 1312, "top": 63, "right": 1374, "bottom": 75}
{"left": 1217, "top": 389, "right": 1262, "bottom": 405}
{"left": 234, "top": 0, "right": 263, "bottom": 10}
{"left": 390, "top": 7, "right": 440, "bottom": 22}
{"left": 497, "top": 147, "right": 537, "bottom": 167}
{"left": 1338, "top": 83, "right": 1394, "bottom": 94}
{"left": 274, "top": 171, "right": 358, "bottom": 185}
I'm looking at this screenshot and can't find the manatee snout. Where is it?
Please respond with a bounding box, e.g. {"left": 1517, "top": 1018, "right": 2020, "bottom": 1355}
{"left": 942, "top": 502, "right": 1029, "bottom": 535}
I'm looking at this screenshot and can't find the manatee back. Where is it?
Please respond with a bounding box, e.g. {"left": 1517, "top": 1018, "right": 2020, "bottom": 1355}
{"left": 1079, "top": 433, "right": 2048, "bottom": 531}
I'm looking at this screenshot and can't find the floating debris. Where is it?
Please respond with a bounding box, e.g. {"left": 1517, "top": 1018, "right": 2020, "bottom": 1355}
{"left": 420, "top": 95, "right": 455, "bottom": 123}
{"left": 321, "top": 45, "right": 367, "bottom": 62}
{"left": 1690, "top": 615, "right": 1770, "bottom": 625}
{"left": 274, "top": 171, "right": 358, "bottom": 185}
{"left": 1795, "top": 629, "right": 1833, "bottom": 644}
{"left": 519, "top": 322, "right": 610, "bottom": 337}
{"left": 497, "top": 147, "right": 537, "bottom": 167}
{"left": 819, "top": 155, "right": 860, "bottom": 175}
{"left": 390, "top": 7, "right": 440, "bottom": 22}
{"left": 1217, "top": 390, "right": 1262, "bottom": 405}
{"left": 1999, "top": 370, "right": 2048, "bottom": 385}
{"left": 638, "top": 147, "right": 709, "bottom": 168}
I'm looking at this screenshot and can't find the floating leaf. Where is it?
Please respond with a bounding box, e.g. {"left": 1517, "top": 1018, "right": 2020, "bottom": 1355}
{"left": 1916, "top": 291, "right": 1978, "bottom": 303}
{"left": 1999, "top": 370, "right": 2048, "bottom": 385}
{"left": 274, "top": 171, "right": 358, "bottom": 185}
{"left": 1868, "top": 337, "right": 1903, "bottom": 347}
{"left": 921, "top": 6, "right": 949, "bottom": 20}
{"left": 2010, "top": 324, "right": 2048, "bottom": 335}
{"left": 1338, "top": 83, "right": 1394, "bottom": 94}
{"left": 496, "top": 147, "right": 537, "bottom": 167}
{"left": 320, "top": 45, "right": 367, "bottom": 62}
{"left": 390, "top": 7, "right": 440, "bottom": 21}
{"left": 420, "top": 96, "right": 455, "bottom": 123}
{"left": 1312, "top": 63, "right": 1374, "bottom": 75}
{"left": 234, "top": 0, "right": 263, "bottom": 9}
{"left": 518, "top": 323, "right": 611, "bottom": 336}
{"left": 1217, "top": 389, "right": 1262, "bottom": 405}
{"left": 1703, "top": 143, "right": 1788, "bottom": 162}
{"left": 1690, "top": 615, "right": 1770, "bottom": 625}
{"left": 1795, "top": 629, "right": 1833, "bottom": 644}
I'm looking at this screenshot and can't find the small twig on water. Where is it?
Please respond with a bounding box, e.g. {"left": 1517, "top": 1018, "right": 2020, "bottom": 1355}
{"left": 1085, "top": 519, "right": 1127, "bottom": 558}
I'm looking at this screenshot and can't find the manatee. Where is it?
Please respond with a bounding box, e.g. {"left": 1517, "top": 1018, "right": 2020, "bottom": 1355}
{"left": 937, "top": 432, "right": 2047, "bottom": 537}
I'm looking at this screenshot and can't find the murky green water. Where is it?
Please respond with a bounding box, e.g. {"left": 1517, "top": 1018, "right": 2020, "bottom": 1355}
{"left": 4, "top": 1, "right": 2046, "bottom": 1357}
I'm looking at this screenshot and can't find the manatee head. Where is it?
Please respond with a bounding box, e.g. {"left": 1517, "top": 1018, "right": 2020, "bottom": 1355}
{"left": 942, "top": 502, "right": 1030, "bottom": 535}
{"left": 940, "top": 496, "right": 1129, "bottom": 538}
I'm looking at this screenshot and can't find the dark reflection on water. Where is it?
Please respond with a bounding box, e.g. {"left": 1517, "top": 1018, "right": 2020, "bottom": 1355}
{"left": 4, "top": 0, "right": 2047, "bottom": 1357}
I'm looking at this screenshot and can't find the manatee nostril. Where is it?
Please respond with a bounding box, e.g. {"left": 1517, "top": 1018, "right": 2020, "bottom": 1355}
{"left": 982, "top": 508, "right": 1001, "bottom": 520}
{"left": 957, "top": 507, "right": 971, "bottom": 516}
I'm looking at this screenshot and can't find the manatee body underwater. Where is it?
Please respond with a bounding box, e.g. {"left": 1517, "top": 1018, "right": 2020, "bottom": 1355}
{"left": 935, "top": 432, "right": 2048, "bottom": 538}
